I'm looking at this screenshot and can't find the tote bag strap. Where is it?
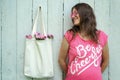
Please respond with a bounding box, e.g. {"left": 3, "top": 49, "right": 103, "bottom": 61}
{"left": 32, "top": 6, "right": 47, "bottom": 36}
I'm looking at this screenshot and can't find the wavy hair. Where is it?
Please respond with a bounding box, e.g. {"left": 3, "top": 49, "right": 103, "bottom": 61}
{"left": 70, "top": 3, "right": 98, "bottom": 43}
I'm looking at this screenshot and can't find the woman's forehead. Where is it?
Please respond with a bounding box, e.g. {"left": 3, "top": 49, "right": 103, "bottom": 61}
{"left": 72, "top": 8, "right": 77, "bottom": 12}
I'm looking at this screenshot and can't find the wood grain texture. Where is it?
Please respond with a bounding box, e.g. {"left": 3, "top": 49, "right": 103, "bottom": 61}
{"left": 17, "top": 0, "right": 33, "bottom": 80}
{"left": 2, "top": 0, "right": 17, "bottom": 80}
{"left": 0, "top": 0, "right": 2, "bottom": 80}
{"left": 48, "top": 0, "right": 63, "bottom": 80}
{"left": 109, "top": 0, "right": 120, "bottom": 80}
{"left": 95, "top": 0, "right": 110, "bottom": 34}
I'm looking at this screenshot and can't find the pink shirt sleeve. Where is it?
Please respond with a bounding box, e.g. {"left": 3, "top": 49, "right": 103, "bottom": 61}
{"left": 99, "top": 30, "right": 108, "bottom": 47}
{"left": 64, "top": 30, "right": 73, "bottom": 44}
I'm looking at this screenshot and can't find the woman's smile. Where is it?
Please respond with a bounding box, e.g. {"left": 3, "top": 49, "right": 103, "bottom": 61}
{"left": 71, "top": 8, "right": 80, "bottom": 25}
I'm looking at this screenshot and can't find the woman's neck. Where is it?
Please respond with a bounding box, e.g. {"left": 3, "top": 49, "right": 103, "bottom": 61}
{"left": 79, "top": 32, "right": 91, "bottom": 40}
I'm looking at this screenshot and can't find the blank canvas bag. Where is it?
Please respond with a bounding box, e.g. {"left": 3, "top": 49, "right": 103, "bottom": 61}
{"left": 24, "top": 6, "right": 54, "bottom": 78}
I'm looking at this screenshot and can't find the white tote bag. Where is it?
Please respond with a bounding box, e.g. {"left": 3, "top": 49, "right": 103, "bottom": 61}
{"left": 24, "top": 6, "right": 54, "bottom": 78}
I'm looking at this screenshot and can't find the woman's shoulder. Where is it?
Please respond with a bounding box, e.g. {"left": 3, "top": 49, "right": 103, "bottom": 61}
{"left": 97, "top": 30, "right": 108, "bottom": 47}
{"left": 64, "top": 29, "right": 74, "bottom": 43}
{"left": 65, "top": 29, "right": 74, "bottom": 35}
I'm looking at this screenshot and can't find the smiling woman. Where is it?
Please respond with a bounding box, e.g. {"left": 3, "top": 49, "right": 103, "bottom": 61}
{"left": 0, "top": 0, "right": 115, "bottom": 79}
{"left": 58, "top": 3, "right": 109, "bottom": 80}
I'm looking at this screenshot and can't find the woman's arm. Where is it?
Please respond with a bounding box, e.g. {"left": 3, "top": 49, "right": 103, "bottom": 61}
{"left": 58, "top": 37, "right": 69, "bottom": 73}
{"left": 101, "top": 42, "right": 109, "bottom": 73}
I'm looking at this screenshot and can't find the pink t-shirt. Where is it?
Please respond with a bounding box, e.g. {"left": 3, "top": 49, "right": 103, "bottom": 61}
{"left": 64, "top": 30, "right": 108, "bottom": 80}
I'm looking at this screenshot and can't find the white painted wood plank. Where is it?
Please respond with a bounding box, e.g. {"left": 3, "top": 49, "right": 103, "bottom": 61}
{"left": 17, "top": 0, "right": 33, "bottom": 80}
{"left": 95, "top": 0, "right": 110, "bottom": 34}
{"left": 94, "top": 0, "right": 109, "bottom": 80}
{"left": 64, "top": 0, "right": 80, "bottom": 33}
{"left": 33, "top": 0, "right": 48, "bottom": 80}
{"left": 48, "top": 0, "right": 63, "bottom": 80}
{"left": 0, "top": 0, "right": 2, "bottom": 80}
{"left": 109, "top": 0, "right": 120, "bottom": 79}
{"left": 2, "top": 0, "right": 17, "bottom": 80}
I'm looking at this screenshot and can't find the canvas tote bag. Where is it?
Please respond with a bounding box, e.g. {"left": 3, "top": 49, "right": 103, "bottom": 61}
{"left": 24, "top": 6, "right": 54, "bottom": 78}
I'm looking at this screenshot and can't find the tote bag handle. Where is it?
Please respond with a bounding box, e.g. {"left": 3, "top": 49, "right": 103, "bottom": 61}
{"left": 32, "top": 6, "right": 47, "bottom": 36}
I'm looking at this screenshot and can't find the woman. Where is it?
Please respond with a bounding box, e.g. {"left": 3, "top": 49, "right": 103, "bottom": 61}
{"left": 58, "top": 3, "right": 109, "bottom": 80}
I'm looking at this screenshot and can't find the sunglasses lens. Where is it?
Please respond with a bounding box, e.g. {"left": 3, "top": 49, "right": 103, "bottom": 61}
{"left": 71, "top": 12, "right": 78, "bottom": 18}
{"left": 71, "top": 13, "right": 75, "bottom": 18}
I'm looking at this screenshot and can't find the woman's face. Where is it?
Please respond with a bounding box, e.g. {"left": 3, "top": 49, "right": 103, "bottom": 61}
{"left": 71, "top": 8, "right": 80, "bottom": 25}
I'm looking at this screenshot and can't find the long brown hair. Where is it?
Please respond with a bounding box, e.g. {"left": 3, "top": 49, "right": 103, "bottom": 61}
{"left": 70, "top": 3, "right": 98, "bottom": 43}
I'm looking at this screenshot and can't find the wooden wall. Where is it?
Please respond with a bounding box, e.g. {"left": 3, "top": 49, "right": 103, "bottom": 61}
{"left": 109, "top": 0, "right": 120, "bottom": 79}
{"left": 0, "top": 0, "right": 120, "bottom": 80}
